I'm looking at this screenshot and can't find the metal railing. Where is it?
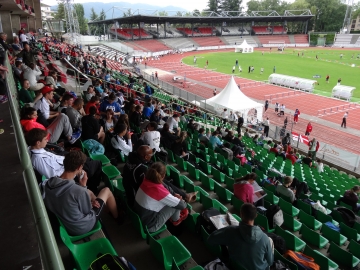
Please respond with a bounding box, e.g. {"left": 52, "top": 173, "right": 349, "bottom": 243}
{"left": 4, "top": 59, "right": 65, "bottom": 269}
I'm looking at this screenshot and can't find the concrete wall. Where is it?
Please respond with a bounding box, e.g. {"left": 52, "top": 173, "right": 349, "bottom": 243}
{"left": 11, "top": 14, "right": 21, "bottom": 38}
{"left": 0, "top": 12, "right": 13, "bottom": 39}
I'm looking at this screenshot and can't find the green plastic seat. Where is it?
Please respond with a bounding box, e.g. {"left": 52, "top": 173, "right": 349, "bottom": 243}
{"left": 340, "top": 222, "right": 360, "bottom": 242}
{"left": 282, "top": 213, "right": 302, "bottom": 232}
{"left": 201, "top": 193, "right": 228, "bottom": 214}
{"left": 60, "top": 227, "right": 117, "bottom": 270}
{"left": 166, "top": 148, "right": 176, "bottom": 163}
{"left": 211, "top": 166, "right": 225, "bottom": 183}
{"left": 199, "top": 150, "right": 210, "bottom": 163}
{"left": 297, "top": 200, "right": 312, "bottom": 215}
{"left": 303, "top": 245, "right": 339, "bottom": 270}
{"left": 254, "top": 213, "right": 275, "bottom": 233}
{"left": 175, "top": 155, "right": 188, "bottom": 171}
{"left": 183, "top": 213, "right": 200, "bottom": 234}
{"left": 90, "top": 154, "right": 110, "bottom": 166}
{"left": 316, "top": 210, "right": 339, "bottom": 226}
{"left": 201, "top": 225, "right": 223, "bottom": 258}
{"left": 279, "top": 198, "right": 300, "bottom": 217}
{"left": 321, "top": 223, "right": 347, "bottom": 246}
{"left": 200, "top": 174, "right": 216, "bottom": 191}
{"left": 146, "top": 227, "right": 191, "bottom": 270}
{"left": 348, "top": 239, "right": 360, "bottom": 259}
{"left": 300, "top": 224, "right": 329, "bottom": 248}
{"left": 353, "top": 222, "right": 360, "bottom": 234}
{"left": 57, "top": 216, "right": 102, "bottom": 242}
{"left": 169, "top": 166, "right": 184, "bottom": 188}
{"left": 328, "top": 242, "right": 360, "bottom": 269}
{"left": 187, "top": 162, "right": 200, "bottom": 181}
{"left": 199, "top": 159, "right": 212, "bottom": 174}
{"left": 264, "top": 189, "right": 279, "bottom": 205}
{"left": 274, "top": 249, "right": 298, "bottom": 270}
{"left": 172, "top": 258, "right": 204, "bottom": 270}
{"left": 275, "top": 226, "right": 306, "bottom": 252}
{"left": 127, "top": 204, "right": 166, "bottom": 239}
{"left": 102, "top": 165, "right": 120, "bottom": 180}
{"left": 231, "top": 195, "right": 244, "bottom": 212}
{"left": 225, "top": 175, "right": 234, "bottom": 191}
{"left": 214, "top": 184, "right": 233, "bottom": 203}
{"left": 298, "top": 210, "right": 322, "bottom": 231}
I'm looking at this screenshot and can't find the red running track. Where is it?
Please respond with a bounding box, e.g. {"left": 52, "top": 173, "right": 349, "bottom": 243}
{"left": 147, "top": 51, "right": 360, "bottom": 154}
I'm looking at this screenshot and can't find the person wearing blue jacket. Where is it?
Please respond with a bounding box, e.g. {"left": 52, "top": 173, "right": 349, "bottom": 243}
{"left": 143, "top": 82, "right": 152, "bottom": 99}
{"left": 100, "top": 93, "right": 121, "bottom": 117}
{"left": 208, "top": 203, "right": 273, "bottom": 269}
{"left": 209, "top": 131, "right": 223, "bottom": 149}
{"left": 142, "top": 102, "right": 153, "bottom": 119}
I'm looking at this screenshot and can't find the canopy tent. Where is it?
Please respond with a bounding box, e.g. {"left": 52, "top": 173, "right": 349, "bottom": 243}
{"left": 235, "top": 40, "right": 254, "bottom": 53}
{"left": 201, "top": 76, "right": 263, "bottom": 122}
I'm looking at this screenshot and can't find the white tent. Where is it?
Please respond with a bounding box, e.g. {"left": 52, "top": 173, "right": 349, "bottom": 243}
{"left": 235, "top": 40, "right": 254, "bottom": 53}
{"left": 202, "top": 76, "right": 263, "bottom": 122}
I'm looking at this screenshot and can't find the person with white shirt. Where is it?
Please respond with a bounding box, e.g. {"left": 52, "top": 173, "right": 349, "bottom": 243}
{"left": 277, "top": 104, "right": 285, "bottom": 116}
{"left": 220, "top": 108, "right": 229, "bottom": 123}
{"left": 23, "top": 63, "right": 44, "bottom": 91}
{"left": 263, "top": 117, "right": 270, "bottom": 137}
{"left": 341, "top": 112, "right": 348, "bottom": 128}
{"left": 228, "top": 111, "right": 238, "bottom": 128}
{"left": 19, "top": 32, "right": 28, "bottom": 46}
{"left": 26, "top": 128, "right": 102, "bottom": 192}
{"left": 140, "top": 122, "right": 161, "bottom": 152}
{"left": 111, "top": 123, "right": 133, "bottom": 157}
{"left": 34, "top": 86, "right": 59, "bottom": 121}
{"left": 166, "top": 114, "right": 180, "bottom": 132}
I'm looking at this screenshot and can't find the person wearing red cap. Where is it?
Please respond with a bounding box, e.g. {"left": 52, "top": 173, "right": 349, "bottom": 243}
{"left": 34, "top": 86, "right": 59, "bottom": 122}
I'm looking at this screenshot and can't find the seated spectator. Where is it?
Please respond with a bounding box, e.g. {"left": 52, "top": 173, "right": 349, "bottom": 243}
{"left": 34, "top": 86, "right": 60, "bottom": 123}
{"left": 233, "top": 173, "right": 263, "bottom": 206}
{"left": 140, "top": 121, "right": 160, "bottom": 151}
{"left": 150, "top": 109, "right": 161, "bottom": 125}
{"left": 269, "top": 143, "right": 279, "bottom": 155}
{"left": 85, "top": 85, "right": 95, "bottom": 102}
{"left": 18, "top": 79, "right": 42, "bottom": 104}
{"left": 160, "top": 123, "right": 179, "bottom": 149}
{"left": 20, "top": 107, "right": 79, "bottom": 144}
{"left": 100, "top": 93, "right": 121, "bottom": 117}
{"left": 134, "top": 162, "right": 189, "bottom": 232}
{"left": 276, "top": 176, "right": 310, "bottom": 204}
{"left": 81, "top": 106, "right": 105, "bottom": 144}
{"left": 45, "top": 71, "right": 65, "bottom": 96}
{"left": 341, "top": 186, "right": 360, "bottom": 212}
{"left": 282, "top": 133, "right": 291, "bottom": 146}
{"left": 142, "top": 102, "right": 153, "bottom": 119}
{"left": 278, "top": 147, "right": 286, "bottom": 160}
{"left": 26, "top": 128, "right": 102, "bottom": 192}
{"left": 302, "top": 153, "right": 313, "bottom": 167}
{"left": 223, "top": 130, "right": 235, "bottom": 143}
{"left": 57, "top": 94, "right": 74, "bottom": 113}
{"left": 111, "top": 123, "right": 132, "bottom": 157}
{"left": 187, "top": 118, "right": 197, "bottom": 132}
{"left": 104, "top": 109, "right": 117, "bottom": 134}
{"left": 198, "top": 128, "right": 210, "bottom": 144}
{"left": 171, "top": 131, "right": 188, "bottom": 159}
{"left": 143, "top": 82, "right": 152, "bottom": 99}
{"left": 94, "top": 81, "right": 104, "bottom": 94}
{"left": 16, "top": 43, "right": 37, "bottom": 67}
{"left": 85, "top": 96, "right": 100, "bottom": 115}
{"left": 166, "top": 114, "right": 180, "bottom": 132}
{"left": 316, "top": 158, "right": 324, "bottom": 173}
{"left": 244, "top": 128, "right": 250, "bottom": 137}
{"left": 13, "top": 60, "right": 24, "bottom": 78}
{"left": 179, "top": 112, "right": 187, "bottom": 123}
{"left": 130, "top": 105, "right": 142, "bottom": 127}
{"left": 23, "top": 63, "right": 44, "bottom": 91}
{"left": 208, "top": 203, "right": 273, "bottom": 270}
{"left": 209, "top": 131, "right": 223, "bottom": 149}
{"left": 263, "top": 140, "right": 272, "bottom": 151}
{"left": 41, "top": 151, "right": 119, "bottom": 236}
{"left": 11, "top": 37, "right": 22, "bottom": 55}
{"left": 286, "top": 150, "right": 297, "bottom": 165}
{"left": 66, "top": 98, "right": 84, "bottom": 130}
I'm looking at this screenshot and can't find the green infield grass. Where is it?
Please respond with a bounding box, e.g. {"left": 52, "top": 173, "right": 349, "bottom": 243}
{"left": 182, "top": 49, "right": 360, "bottom": 100}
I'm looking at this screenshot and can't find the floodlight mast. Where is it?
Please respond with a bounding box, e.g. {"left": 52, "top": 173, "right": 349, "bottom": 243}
{"left": 342, "top": 0, "right": 354, "bottom": 33}
{"left": 63, "top": 0, "right": 80, "bottom": 43}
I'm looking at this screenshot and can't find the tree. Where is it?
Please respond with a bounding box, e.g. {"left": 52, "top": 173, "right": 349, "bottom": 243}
{"left": 54, "top": 2, "right": 65, "bottom": 20}
{"left": 246, "top": 0, "right": 290, "bottom": 15}
{"left": 221, "top": 0, "right": 242, "bottom": 12}
{"left": 89, "top": 7, "right": 99, "bottom": 35}
{"left": 73, "top": 4, "right": 87, "bottom": 35}
{"left": 158, "top": 11, "right": 168, "bottom": 16}
{"left": 99, "top": 9, "right": 106, "bottom": 21}
{"left": 123, "top": 9, "right": 132, "bottom": 17}
{"left": 352, "top": 2, "right": 360, "bottom": 20}
{"left": 207, "top": 0, "right": 221, "bottom": 13}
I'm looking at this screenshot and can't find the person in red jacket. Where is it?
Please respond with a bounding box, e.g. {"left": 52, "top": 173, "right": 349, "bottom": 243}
{"left": 305, "top": 122, "right": 312, "bottom": 136}
{"left": 20, "top": 106, "right": 79, "bottom": 144}
{"left": 293, "top": 109, "right": 300, "bottom": 123}
{"left": 286, "top": 150, "right": 297, "bottom": 165}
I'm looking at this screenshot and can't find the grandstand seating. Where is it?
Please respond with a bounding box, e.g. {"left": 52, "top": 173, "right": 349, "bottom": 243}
{"left": 222, "top": 36, "right": 258, "bottom": 47}
{"left": 111, "top": 28, "right": 152, "bottom": 39}
{"left": 256, "top": 35, "right": 291, "bottom": 45}
{"left": 191, "top": 37, "right": 225, "bottom": 47}
{"left": 252, "top": 25, "right": 285, "bottom": 34}
{"left": 161, "top": 38, "right": 198, "bottom": 49}
{"left": 177, "top": 28, "right": 199, "bottom": 36}
{"left": 132, "top": 40, "right": 171, "bottom": 52}
{"left": 293, "top": 34, "right": 308, "bottom": 44}
{"left": 333, "top": 34, "right": 360, "bottom": 47}
{"left": 216, "top": 26, "right": 250, "bottom": 35}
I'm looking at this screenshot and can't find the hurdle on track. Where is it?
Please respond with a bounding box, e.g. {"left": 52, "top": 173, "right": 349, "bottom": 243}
{"left": 317, "top": 103, "right": 360, "bottom": 117}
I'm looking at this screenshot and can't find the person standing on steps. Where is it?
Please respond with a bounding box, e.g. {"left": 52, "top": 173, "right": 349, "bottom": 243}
{"left": 264, "top": 100, "right": 269, "bottom": 113}
{"left": 341, "top": 112, "right": 348, "bottom": 128}
{"left": 305, "top": 122, "right": 312, "bottom": 136}
{"left": 263, "top": 117, "right": 270, "bottom": 137}
{"left": 293, "top": 109, "right": 300, "bottom": 124}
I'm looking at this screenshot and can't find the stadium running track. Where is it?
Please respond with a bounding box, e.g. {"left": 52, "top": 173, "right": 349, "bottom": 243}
{"left": 146, "top": 50, "right": 360, "bottom": 155}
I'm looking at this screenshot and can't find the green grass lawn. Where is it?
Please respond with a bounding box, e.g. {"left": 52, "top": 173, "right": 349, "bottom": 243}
{"left": 182, "top": 49, "right": 360, "bottom": 100}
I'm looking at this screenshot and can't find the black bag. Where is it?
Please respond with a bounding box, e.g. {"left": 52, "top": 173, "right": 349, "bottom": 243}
{"left": 219, "top": 147, "right": 233, "bottom": 161}
{"left": 265, "top": 232, "right": 287, "bottom": 255}
{"left": 90, "top": 253, "right": 133, "bottom": 270}
{"left": 266, "top": 204, "right": 284, "bottom": 229}
{"left": 271, "top": 260, "right": 291, "bottom": 270}
{"left": 196, "top": 208, "right": 221, "bottom": 234}
{"left": 332, "top": 207, "right": 359, "bottom": 227}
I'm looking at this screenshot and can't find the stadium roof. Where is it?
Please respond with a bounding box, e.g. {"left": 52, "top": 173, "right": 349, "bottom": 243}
{"left": 88, "top": 9, "right": 313, "bottom": 25}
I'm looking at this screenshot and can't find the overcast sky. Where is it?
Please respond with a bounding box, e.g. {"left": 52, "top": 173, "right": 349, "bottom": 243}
{"left": 44, "top": 0, "right": 242, "bottom": 11}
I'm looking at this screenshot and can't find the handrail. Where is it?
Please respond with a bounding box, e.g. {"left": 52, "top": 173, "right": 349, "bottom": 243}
{"left": 4, "top": 58, "right": 65, "bottom": 269}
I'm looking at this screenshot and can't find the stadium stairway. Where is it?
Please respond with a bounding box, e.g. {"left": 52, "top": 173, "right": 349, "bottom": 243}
{"left": 288, "top": 35, "right": 296, "bottom": 44}
{"left": 350, "top": 35, "right": 360, "bottom": 44}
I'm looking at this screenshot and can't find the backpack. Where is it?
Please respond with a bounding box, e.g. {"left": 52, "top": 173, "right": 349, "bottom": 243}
{"left": 204, "top": 259, "right": 229, "bottom": 270}
{"left": 196, "top": 208, "right": 222, "bottom": 234}
{"left": 331, "top": 207, "right": 359, "bottom": 227}
{"left": 266, "top": 204, "right": 284, "bottom": 229}
{"left": 283, "top": 250, "right": 320, "bottom": 270}
{"left": 265, "top": 232, "right": 286, "bottom": 255}
{"left": 271, "top": 260, "right": 291, "bottom": 270}
{"left": 90, "top": 253, "right": 136, "bottom": 270}
{"left": 219, "top": 147, "right": 233, "bottom": 161}
{"left": 83, "top": 139, "right": 105, "bottom": 155}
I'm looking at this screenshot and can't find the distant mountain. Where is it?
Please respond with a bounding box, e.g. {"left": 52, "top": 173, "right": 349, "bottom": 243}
{"left": 51, "top": 2, "right": 188, "bottom": 19}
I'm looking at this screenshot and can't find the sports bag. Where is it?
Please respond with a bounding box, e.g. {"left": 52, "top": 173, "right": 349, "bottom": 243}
{"left": 266, "top": 204, "right": 284, "bottom": 229}
{"left": 265, "top": 232, "right": 286, "bottom": 255}
{"left": 283, "top": 250, "right": 320, "bottom": 270}
{"left": 204, "top": 258, "right": 229, "bottom": 270}
{"left": 271, "top": 260, "right": 291, "bottom": 270}
{"left": 219, "top": 147, "right": 233, "bottom": 161}
{"left": 90, "top": 253, "right": 136, "bottom": 270}
{"left": 331, "top": 207, "right": 359, "bottom": 227}
{"left": 196, "top": 208, "right": 222, "bottom": 234}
